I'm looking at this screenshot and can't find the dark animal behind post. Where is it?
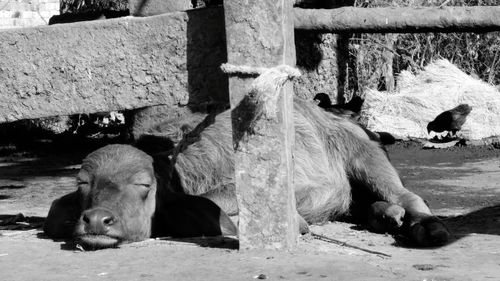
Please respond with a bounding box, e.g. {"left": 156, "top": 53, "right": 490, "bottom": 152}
{"left": 314, "top": 94, "right": 357, "bottom": 121}
{"left": 427, "top": 104, "right": 472, "bottom": 138}
{"left": 313, "top": 93, "right": 334, "bottom": 109}
{"left": 313, "top": 93, "right": 394, "bottom": 146}
{"left": 313, "top": 93, "right": 364, "bottom": 116}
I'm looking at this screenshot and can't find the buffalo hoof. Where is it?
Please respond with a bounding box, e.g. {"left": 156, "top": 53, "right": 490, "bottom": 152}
{"left": 368, "top": 201, "right": 405, "bottom": 233}
{"left": 408, "top": 217, "right": 450, "bottom": 247}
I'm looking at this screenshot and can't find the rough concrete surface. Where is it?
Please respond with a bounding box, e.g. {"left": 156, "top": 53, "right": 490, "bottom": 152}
{"left": 225, "top": 0, "right": 298, "bottom": 249}
{"left": 0, "top": 7, "right": 228, "bottom": 123}
{"left": 294, "top": 32, "right": 339, "bottom": 101}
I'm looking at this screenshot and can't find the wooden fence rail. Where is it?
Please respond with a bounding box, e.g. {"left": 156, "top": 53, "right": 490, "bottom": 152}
{"left": 295, "top": 6, "right": 500, "bottom": 33}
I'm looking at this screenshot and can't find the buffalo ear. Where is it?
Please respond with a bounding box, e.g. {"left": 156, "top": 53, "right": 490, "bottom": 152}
{"left": 44, "top": 191, "right": 82, "bottom": 239}
{"left": 218, "top": 208, "right": 238, "bottom": 236}
{"left": 154, "top": 194, "right": 237, "bottom": 238}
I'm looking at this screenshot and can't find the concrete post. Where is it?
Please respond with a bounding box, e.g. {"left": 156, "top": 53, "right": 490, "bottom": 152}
{"left": 224, "top": 0, "right": 298, "bottom": 250}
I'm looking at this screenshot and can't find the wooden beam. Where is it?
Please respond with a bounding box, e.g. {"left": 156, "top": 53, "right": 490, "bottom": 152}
{"left": 294, "top": 6, "right": 500, "bottom": 33}
{"left": 224, "top": 0, "right": 299, "bottom": 250}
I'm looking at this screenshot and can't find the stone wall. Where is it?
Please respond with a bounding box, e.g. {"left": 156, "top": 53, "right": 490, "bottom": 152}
{"left": 0, "top": 0, "right": 60, "bottom": 29}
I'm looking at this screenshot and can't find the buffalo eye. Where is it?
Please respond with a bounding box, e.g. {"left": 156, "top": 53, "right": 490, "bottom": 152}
{"left": 135, "top": 183, "right": 151, "bottom": 199}
{"left": 131, "top": 171, "right": 154, "bottom": 199}
{"left": 135, "top": 183, "right": 151, "bottom": 189}
{"left": 77, "top": 180, "right": 89, "bottom": 187}
{"left": 76, "top": 181, "right": 90, "bottom": 196}
{"left": 76, "top": 171, "right": 91, "bottom": 194}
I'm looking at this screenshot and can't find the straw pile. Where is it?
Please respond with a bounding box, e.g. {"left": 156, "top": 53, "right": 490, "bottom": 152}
{"left": 361, "top": 59, "right": 500, "bottom": 140}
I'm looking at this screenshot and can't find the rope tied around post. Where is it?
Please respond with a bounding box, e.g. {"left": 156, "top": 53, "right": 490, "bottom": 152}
{"left": 221, "top": 63, "right": 301, "bottom": 120}
{"left": 221, "top": 63, "right": 301, "bottom": 78}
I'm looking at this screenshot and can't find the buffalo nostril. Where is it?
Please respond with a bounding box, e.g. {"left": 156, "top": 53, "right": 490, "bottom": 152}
{"left": 102, "top": 216, "right": 115, "bottom": 226}
{"left": 82, "top": 214, "right": 90, "bottom": 224}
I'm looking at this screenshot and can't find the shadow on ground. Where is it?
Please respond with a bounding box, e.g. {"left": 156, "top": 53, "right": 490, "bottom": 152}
{"left": 56, "top": 235, "right": 238, "bottom": 251}
{"left": 394, "top": 204, "right": 500, "bottom": 248}
{"left": 0, "top": 214, "right": 44, "bottom": 231}
{"left": 443, "top": 204, "right": 500, "bottom": 237}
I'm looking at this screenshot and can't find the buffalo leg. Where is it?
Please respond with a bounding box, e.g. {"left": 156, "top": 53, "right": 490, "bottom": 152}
{"left": 43, "top": 191, "right": 82, "bottom": 239}
{"left": 200, "top": 185, "right": 239, "bottom": 216}
{"left": 367, "top": 201, "right": 405, "bottom": 233}
{"left": 153, "top": 193, "right": 238, "bottom": 238}
{"left": 350, "top": 142, "right": 450, "bottom": 246}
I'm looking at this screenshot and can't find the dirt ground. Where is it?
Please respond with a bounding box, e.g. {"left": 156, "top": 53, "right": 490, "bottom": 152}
{"left": 0, "top": 140, "right": 499, "bottom": 281}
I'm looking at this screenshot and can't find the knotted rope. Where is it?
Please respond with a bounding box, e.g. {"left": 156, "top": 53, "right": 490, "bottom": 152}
{"left": 221, "top": 63, "right": 301, "bottom": 119}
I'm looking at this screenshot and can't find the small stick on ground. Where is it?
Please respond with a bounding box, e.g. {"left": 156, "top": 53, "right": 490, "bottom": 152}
{"left": 311, "top": 232, "right": 391, "bottom": 258}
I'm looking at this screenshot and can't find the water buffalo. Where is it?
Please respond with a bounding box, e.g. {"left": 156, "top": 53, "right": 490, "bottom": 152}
{"left": 43, "top": 144, "right": 237, "bottom": 249}
{"left": 44, "top": 98, "right": 449, "bottom": 249}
